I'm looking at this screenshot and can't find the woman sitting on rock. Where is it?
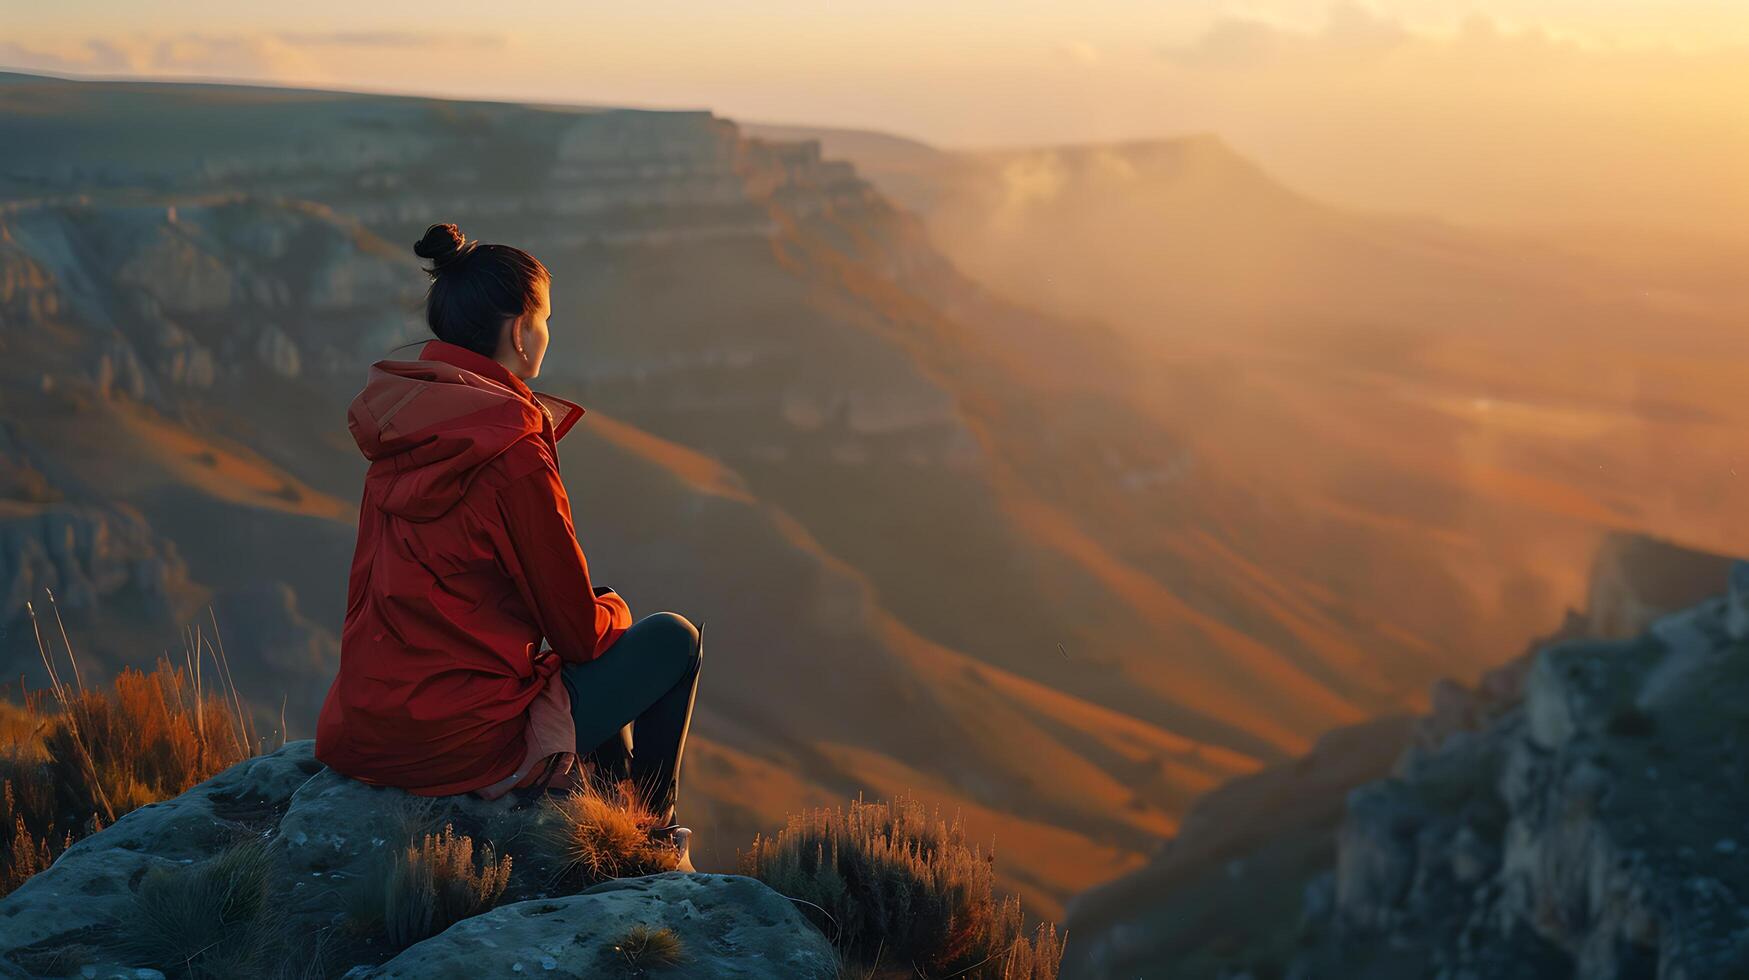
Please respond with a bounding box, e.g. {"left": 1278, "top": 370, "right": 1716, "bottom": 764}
{"left": 315, "top": 222, "right": 702, "bottom": 863}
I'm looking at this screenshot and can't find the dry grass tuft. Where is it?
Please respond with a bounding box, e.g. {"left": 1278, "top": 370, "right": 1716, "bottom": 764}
{"left": 385, "top": 823, "right": 514, "bottom": 948}
{"left": 123, "top": 837, "right": 304, "bottom": 979}
{"left": 542, "top": 780, "right": 681, "bottom": 887}
{"left": 743, "top": 795, "right": 1062, "bottom": 980}
{"left": 991, "top": 909, "right": 1063, "bottom": 980}
{"left": 612, "top": 923, "right": 685, "bottom": 972}
{"left": 1, "top": 603, "right": 259, "bottom": 896}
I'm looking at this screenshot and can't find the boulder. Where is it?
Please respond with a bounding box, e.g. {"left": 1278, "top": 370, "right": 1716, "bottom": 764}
{"left": 371, "top": 874, "right": 838, "bottom": 979}
{"left": 269, "top": 763, "right": 577, "bottom": 925}
{"left": 0, "top": 742, "right": 830, "bottom": 979}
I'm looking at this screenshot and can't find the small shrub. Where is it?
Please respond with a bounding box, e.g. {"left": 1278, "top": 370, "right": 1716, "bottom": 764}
{"left": 742, "top": 795, "right": 1061, "bottom": 979}
{"left": 385, "top": 823, "right": 514, "bottom": 948}
{"left": 541, "top": 780, "right": 680, "bottom": 887}
{"left": 612, "top": 923, "right": 685, "bottom": 972}
{"left": 0, "top": 664, "right": 254, "bottom": 894}
{"left": 125, "top": 837, "right": 280, "bottom": 978}
{"left": 1, "top": 605, "right": 259, "bottom": 896}
{"left": 338, "top": 797, "right": 449, "bottom": 938}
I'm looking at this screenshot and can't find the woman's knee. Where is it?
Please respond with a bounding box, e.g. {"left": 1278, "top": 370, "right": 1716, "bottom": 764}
{"left": 638, "top": 611, "right": 701, "bottom": 665}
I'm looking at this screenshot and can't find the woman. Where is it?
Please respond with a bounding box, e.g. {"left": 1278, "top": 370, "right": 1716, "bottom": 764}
{"left": 315, "top": 223, "right": 702, "bottom": 858}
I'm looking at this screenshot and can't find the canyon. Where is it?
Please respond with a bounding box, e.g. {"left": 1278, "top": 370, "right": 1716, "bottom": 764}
{"left": 4, "top": 72, "right": 1744, "bottom": 919}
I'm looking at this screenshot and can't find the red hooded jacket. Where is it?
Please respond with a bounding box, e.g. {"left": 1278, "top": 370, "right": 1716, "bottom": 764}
{"left": 315, "top": 340, "right": 630, "bottom": 795}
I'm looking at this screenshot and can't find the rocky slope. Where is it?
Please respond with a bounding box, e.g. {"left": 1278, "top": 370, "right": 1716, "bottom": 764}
{"left": 1062, "top": 541, "right": 1748, "bottom": 979}
{"left": 0, "top": 740, "right": 836, "bottom": 979}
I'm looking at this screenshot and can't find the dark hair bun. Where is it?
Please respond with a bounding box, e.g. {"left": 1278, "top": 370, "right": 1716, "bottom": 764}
{"left": 414, "top": 222, "right": 468, "bottom": 272}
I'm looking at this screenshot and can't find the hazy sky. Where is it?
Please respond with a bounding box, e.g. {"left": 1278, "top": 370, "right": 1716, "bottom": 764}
{"left": 5, "top": 2, "right": 1748, "bottom": 235}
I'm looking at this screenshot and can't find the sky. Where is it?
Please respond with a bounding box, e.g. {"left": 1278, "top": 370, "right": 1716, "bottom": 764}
{"left": 5, "top": 2, "right": 1748, "bottom": 236}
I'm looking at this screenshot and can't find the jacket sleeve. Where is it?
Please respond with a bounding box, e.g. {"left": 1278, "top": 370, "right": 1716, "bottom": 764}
{"left": 497, "top": 461, "right": 632, "bottom": 664}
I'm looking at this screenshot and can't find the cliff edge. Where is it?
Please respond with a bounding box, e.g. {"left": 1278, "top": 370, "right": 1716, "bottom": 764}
{"left": 1066, "top": 542, "right": 1749, "bottom": 979}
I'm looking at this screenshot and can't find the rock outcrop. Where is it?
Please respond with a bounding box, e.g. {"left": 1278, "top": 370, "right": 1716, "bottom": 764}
{"left": 0, "top": 503, "right": 188, "bottom": 624}
{"left": 1065, "top": 546, "right": 1746, "bottom": 980}
{"left": 374, "top": 874, "right": 839, "bottom": 979}
{"left": 0, "top": 742, "right": 835, "bottom": 979}
{"left": 1307, "top": 566, "right": 1749, "bottom": 979}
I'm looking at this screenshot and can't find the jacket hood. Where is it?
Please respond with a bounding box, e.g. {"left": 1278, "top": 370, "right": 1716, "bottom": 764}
{"left": 347, "top": 341, "right": 583, "bottom": 521}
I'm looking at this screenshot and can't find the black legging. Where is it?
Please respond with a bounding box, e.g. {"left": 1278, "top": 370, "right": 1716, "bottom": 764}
{"left": 560, "top": 610, "right": 702, "bottom": 828}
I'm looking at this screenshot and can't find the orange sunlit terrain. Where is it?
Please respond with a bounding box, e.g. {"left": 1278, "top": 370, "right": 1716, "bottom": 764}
{"left": 3, "top": 2, "right": 1748, "bottom": 925}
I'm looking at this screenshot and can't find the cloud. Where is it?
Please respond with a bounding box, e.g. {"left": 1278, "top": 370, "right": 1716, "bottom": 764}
{"left": 1159, "top": 16, "right": 1290, "bottom": 70}
{"left": 272, "top": 31, "right": 507, "bottom": 50}
{"left": 0, "top": 38, "right": 137, "bottom": 74}
{"left": 148, "top": 33, "right": 324, "bottom": 77}
{"left": 1322, "top": 2, "right": 1410, "bottom": 53}
{"left": 1157, "top": 2, "right": 1664, "bottom": 71}
{"left": 0, "top": 30, "right": 506, "bottom": 84}
{"left": 0, "top": 33, "right": 324, "bottom": 80}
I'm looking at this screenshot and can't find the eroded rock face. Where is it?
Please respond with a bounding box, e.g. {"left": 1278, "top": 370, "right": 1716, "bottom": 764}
{"left": 253, "top": 323, "right": 302, "bottom": 378}
{"left": 372, "top": 874, "right": 838, "bottom": 980}
{"left": 0, "top": 503, "right": 188, "bottom": 624}
{"left": 115, "top": 224, "right": 236, "bottom": 315}
{"left": 1308, "top": 584, "right": 1749, "bottom": 979}
{"left": 0, "top": 742, "right": 829, "bottom": 979}
{"left": 1064, "top": 550, "right": 1742, "bottom": 980}
{"left": 0, "top": 238, "right": 59, "bottom": 321}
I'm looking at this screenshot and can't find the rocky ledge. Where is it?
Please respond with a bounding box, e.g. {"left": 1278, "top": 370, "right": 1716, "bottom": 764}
{"left": 0, "top": 742, "right": 836, "bottom": 979}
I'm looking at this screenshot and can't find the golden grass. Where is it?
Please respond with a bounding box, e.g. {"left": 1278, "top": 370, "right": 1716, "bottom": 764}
{"left": 991, "top": 911, "right": 1063, "bottom": 980}
{"left": 541, "top": 779, "right": 682, "bottom": 887}
{"left": 384, "top": 823, "right": 514, "bottom": 949}
{"left": 742, "top": 795, "right": 1062, "bottom": 980}
{"left": 1, "top": 599, "right": 258, "bottom": 896}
